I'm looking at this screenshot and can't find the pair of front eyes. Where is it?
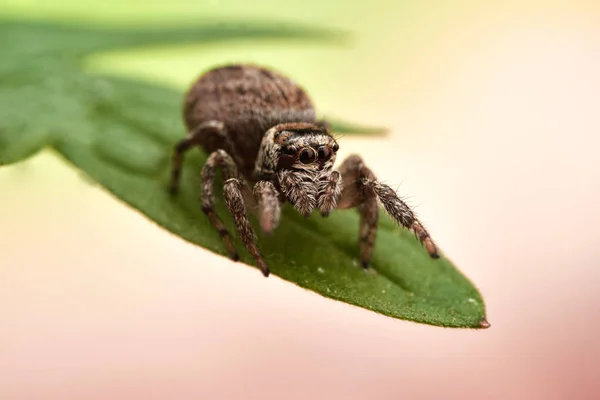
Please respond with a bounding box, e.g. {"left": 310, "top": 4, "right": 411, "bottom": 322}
{"left": 282, "top": 143, "right": 339, "bottom": 164}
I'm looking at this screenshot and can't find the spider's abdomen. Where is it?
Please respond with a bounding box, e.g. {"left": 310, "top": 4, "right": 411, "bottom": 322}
{"left": 183, "top": 64, "right": 317, "bottom": 176}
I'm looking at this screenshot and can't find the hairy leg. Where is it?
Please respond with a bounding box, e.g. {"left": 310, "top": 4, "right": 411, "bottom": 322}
{"left": 337, "top": 155, "right": 379, "bottom": 268}
{"left": 202, "top": 149, "right": 269, "bottom": 277}
{"left": 169, "top": 120, "right": 242, "bottom": 194}
{"left": 368, "top": 180, "right": 439, "bottom": 258}
{"left": 253, "top": 180, "right": 281, "bottom": 234}
{"left": 337, "top": 155, "right": 439, "bottom": 268}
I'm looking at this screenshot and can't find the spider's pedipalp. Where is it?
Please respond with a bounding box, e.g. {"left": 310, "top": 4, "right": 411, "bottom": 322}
{"left": 277, "top": 169, "right": 317, "bottom": 217}
{"left": 253, "top": 180, "right": 281, "bottom": 234}
{"left": 317, "top": 170, "right": 342, "bottom": 217}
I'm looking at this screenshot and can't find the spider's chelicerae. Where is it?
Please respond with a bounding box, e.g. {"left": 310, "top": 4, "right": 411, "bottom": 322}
{"left": 169, "top": 64, "right": 439, "bottom": 277}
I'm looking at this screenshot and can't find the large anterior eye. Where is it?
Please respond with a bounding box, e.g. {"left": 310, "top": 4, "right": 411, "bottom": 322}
{"left": 317, "top": 146, "right": 331, "bottom": 161}
{"left": 299, "top": 148, "right": 316, "bottom": 164}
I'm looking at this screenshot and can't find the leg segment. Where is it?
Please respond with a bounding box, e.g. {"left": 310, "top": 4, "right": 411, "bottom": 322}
{"left": 201, "top": 149, "right": 269, "bottom": 276}
{"left": 357, "top": 198, "right": 379, "bottom": 269}
{"left": 169, "top": 120, "right": 241, "bottom": 195}
{"left": 223, "top": 178, "right": 270, "bottom": 277}
{"left": 369, "top": 182, "right": 439, "bottom": 258}
{"left": 336, "top": 155, "right": 439, "bottom": 268}
{"left": 253, "top": 180, "right": 281, "bottom": 234}
{"left": 337, "top": 155, "right": 379, "bottom": 268}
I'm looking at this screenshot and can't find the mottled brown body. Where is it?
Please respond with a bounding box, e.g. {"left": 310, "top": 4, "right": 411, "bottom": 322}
{"left": 183, "top": 64, "right": 316, "bottom": 178}
{"left": 169, "top": 64, "right": 439, "bottom": 277}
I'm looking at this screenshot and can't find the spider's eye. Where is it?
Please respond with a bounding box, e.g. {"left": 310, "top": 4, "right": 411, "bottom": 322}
{"left": 332, "top": 142, "right": 339, "bottom": 152}
{"left": 317, "top": 146, "right": 332, "bottom": 161}
{"left": 282, "top": 146, "right": 295, "bottom": 155}
{"left": 299, "top": 148, "right": 316, "bottom": 164}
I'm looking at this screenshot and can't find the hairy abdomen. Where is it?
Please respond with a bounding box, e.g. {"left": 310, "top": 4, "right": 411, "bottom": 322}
{"left": 183, "top": 64, "right": 317, "bottom": 177}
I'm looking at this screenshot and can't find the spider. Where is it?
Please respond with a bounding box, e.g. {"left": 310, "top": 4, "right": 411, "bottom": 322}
{"left": 169, "top": 64, "right": 439, "bottom": 277}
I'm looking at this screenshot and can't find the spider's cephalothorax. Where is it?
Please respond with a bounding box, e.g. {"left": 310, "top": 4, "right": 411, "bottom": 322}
{"left": 169, "top": 64, "right": 439, "bottom": 277}
{"left": 255, "top": 122, "right": 341, "bottom": 218}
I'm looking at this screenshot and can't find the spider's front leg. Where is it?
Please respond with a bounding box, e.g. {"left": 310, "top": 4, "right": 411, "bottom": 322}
{"left": 336, "top": 155, "right": 439, "bottom": 269}
{"left": 202, "top": 149, "right": 270, "bottom": 277}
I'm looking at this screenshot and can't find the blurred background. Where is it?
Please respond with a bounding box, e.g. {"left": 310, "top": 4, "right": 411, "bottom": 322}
{"left": 1, "top": 0, "right": 599, "bottom": 399}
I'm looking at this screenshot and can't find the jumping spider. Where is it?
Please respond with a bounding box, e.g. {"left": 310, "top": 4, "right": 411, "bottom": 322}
{"left": 169, "top": 64, "right": 439, "bottom": 277}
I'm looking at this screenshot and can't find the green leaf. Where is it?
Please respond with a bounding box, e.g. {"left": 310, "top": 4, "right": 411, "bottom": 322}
{"left": 0, "top": 17, "right": 488, "bottom": 328}
{"left": 326, "top": 118, "right": 389, "bottom": 136}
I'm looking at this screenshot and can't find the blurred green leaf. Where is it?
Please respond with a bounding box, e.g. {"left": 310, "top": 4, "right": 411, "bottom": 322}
{"left": 0, "top": 17, "right": 488, "bottom": 328}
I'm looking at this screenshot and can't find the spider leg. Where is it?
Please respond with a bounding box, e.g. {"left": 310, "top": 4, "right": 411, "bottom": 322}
{"left": 253, "top": 180, "right": 282, "bottom": 234}
{"left": 202, "top": 150, "right": 269, "bottom": 277}
{"left": 169, "top": 120, "right": 242, "bottom": 195}
{"left": 336, "top": 155, "right": 439, "bottom": 269}
{"left": 336, "top": 155, "right": 379, "bottom": 268}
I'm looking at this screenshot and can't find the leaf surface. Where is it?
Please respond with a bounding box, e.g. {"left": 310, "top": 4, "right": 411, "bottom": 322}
{"left": 0, "top": 17, "right": 488, "bottom": 328}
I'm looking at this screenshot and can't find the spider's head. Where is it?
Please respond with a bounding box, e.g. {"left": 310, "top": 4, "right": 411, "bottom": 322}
{"left": 254, "top": 122, "right": 342, "bottom": 217}
{"left": 255, "top": 122, "right": 339, "bottom": 178}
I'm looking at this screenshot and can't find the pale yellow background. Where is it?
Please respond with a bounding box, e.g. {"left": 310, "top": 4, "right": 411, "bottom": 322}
{"left": 1, "top": 1, "right": 599, "bottom": 399}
